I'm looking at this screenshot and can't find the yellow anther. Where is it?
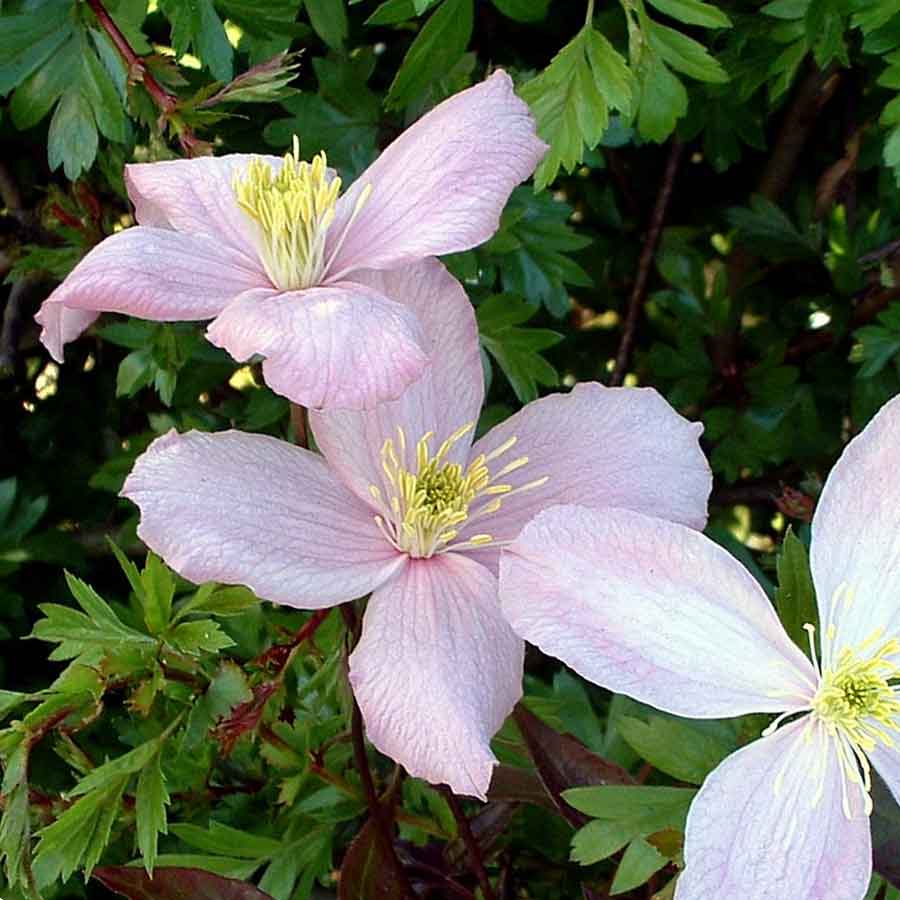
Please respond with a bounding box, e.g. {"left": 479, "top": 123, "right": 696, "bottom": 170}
{"left": 367, "top": 422, "right": 548, "bottom": 558}
{"left": 233, "top": 139, "right": 370, "bottom": 290}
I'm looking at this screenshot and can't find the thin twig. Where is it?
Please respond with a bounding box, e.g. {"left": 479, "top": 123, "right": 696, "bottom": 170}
{"left": 610, "top": 138, "right": 683, "bottom": 386}
{"left": 1, "top": 275, "right": 46, "bottom": 373}
{"left": 341, "top": 604, "right": 414, "bottom": 899}
{"left": 441, "top": 787, "right": 498, "bottom": 900}
{"left": 86, "top": 0, "right": 178, "bottom": 114}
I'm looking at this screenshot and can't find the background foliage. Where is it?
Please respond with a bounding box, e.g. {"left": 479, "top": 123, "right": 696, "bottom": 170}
{"left": 2, "top": 0, "right": 900, "bottom": 897}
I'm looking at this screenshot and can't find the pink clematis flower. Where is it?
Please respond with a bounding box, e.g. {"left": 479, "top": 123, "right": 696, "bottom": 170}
{"left": 499, "top": 396, "right": 900, "bottom": 899}
{"left": 35, "top": 71, "right": 546, "bottom": 410}
{"left": 121, "top": 258, "right": 711, "bottom": 798}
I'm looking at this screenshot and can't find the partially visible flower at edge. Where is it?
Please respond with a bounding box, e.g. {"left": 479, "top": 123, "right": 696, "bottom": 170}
{"left": 498, "top": 395, "right": 900, "bottom": 899}
{"left": 36, "top": 70, "right": 546, "bottom": 410}
{"left": 120, "top": 257, "right": 712, "bottom": 799}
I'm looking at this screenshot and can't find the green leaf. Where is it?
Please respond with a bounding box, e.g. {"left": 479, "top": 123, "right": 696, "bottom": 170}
{"left": 520, "top": 25, "right": 634, "bottom": 190}
{"left": 609, "top": 838, "right": 668, "bottom": 895}
{"left": 9, "top": 32, "right": 77, "bottom": 130}
{"left": 117, "top": 348, "right": 155, "bottom": 398}
{"left": 646, "top": 21, "right": 728, "bottom": 84}
{"left": 166, "top": 620, "right": 236, "bottom": 655}
{"left": 485, "top": 187, "right": 592, "bottom": 317}
{"left": 0, "top": 690, "right": 28, "bottom": 721}
{"left": 175, "top": 585, "right": 260, "bottom": 621}
{"left": 135, "top": 755, "right": 169, "bottom": 874}
{"left": 385, "top": 0, "right": 474, "bottom": 109}
{"left": 33, "top": 777, "right": 128, "bottom": 884}
{"left": 81, "top": 39, "right": 128, "bottom": 143}
{"left": 171, "top": 822, "right": 282, "bottom": 860}
{"left": 636, "top": 52, "right": 688, "bottom": 143}
{"left": 47, "top": 87, "right": 99, "bottom": 179}
{"left": 304, "top": 0, "right": 348, "bottom": 47}
{"left": 616, "top": 715, "right": 737, "bottom": 784}
{"left": 159, "top": 0, "right": 233, "bottom": 81}
{"left": 571, "top": 820, "right": 633, "bottom": 865}
{"left": 70, "top": 734, "right": 168, "bottom": 797}
{"left": 366, "top": 0, "right": 442, "bottom": 25}
{"left": 646, "top": 0, "right": 731, "bottom": 27}
{"left": 477, "top": 294, "right": 563, "bottom": 402}
{"left": 0, "top": 0, "right": 72, "bottom": 95}
{"left": 563, "top": 785, "right": 695, "bottom": 833}
{"left": 774, "top": 526, "right": 818, "bottom": 656}
{"left": 31, "top": 571, "right": 155, "bottom": 660}
{"left": 142, "top": 553, "right": 176, "bottom": 634}
{"left": 491, "top": 0, "right": 550, "bottom": 22}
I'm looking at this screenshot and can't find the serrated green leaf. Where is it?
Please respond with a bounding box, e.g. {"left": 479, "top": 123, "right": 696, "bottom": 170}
{"left": 636, "top": 52, "right": 688, "bottom": 142}
{"left": 647, "top": 21, "right": 729, "bottom": 83}
{"left": 70, "top": 734, "right": 167, "bottom": 797}
{"left": 521, "top": 26, "right": 634, "bottom": 190}
{"left": 117, "top": 348, "right": 155, "bottom": 398}
{"left": 775, "top": 526, "right": 818, "bottom": 656}
{"left": 142, "top": 553, "right": 175, "bottom": 634}
{"left": 646, "top": 0, "right": 731, "bottom": 27}
{"left": 136, "top": 755, "right": 169, "bottom": 873}
{"left": 47, "top": 87, "right": 98, "bottom": 179}
{"left": 81, "top": 38, "right": 127, "bottom": 143}
{"left": 385, "top": 0, "right": 474, "bottom": 109}
{"left": 33, "top": 777, "right": 128, "bottom": 884}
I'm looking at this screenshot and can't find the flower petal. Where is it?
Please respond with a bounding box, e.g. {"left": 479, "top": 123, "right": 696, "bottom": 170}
{"left": 309, "top": 259, "right": 482, "bottom": 501}
{"left": 677, "top": 718, "right": 872, "bottom": 900}
{"left": 868, "top": 728, "right": 900, "bottom": 806}
{"left": 500, "top": 506, "right": 817, "bottom": 717}
{"left": 466, "top": 383, "right": 711, "bottom": 550}
{"left": 207, "top": 282, "right": 429, "bottom": 410}
{"left": 125, "top": 154, "right": 282, "bottom": 261}
{"left": 121, "top": 429, "right": 404, "bottom": 609}
{"left": 325, "top": 71, "right": 546, "bottom": 279}
{"left": 36, "top": 227, "right": 269, "bottom": 360}
{"left": 34, "top": 304, "right": 100, "bottom": 363}
{"left": 350, "top": 553, "right": 523, "bottom": 799}
{"left": 810, "top": 394, "right": 900, "bottom": 665}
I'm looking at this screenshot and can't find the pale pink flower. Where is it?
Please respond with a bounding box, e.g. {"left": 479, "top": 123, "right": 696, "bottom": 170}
{"left": 499, "top": 396, "right": 900, "bottom": 899}
{"left": 121, "top": 258, "right": 711, "bottom": 798}
{"left": 35, "top": 71, "right": 545, "bottom": 410}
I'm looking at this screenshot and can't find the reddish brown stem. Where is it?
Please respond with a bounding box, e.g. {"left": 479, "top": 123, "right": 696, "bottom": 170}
{"left": 611, "top": 138, "right": 683, "bottom": 387}
{"left": 86, "top": 0, "right": 178, "bottom": 114}
{"left": 290, "top": 403, "right": 309, "bottom": 448}
{"left": 441, "top": 787, "right": 498, "bottom": 900}
{"left": 341, "top": 604, "right": 414, "bottom": 899}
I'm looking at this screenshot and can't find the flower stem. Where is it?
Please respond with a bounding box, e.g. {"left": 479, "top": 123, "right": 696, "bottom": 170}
{"left": 341, "top": 603, "right": 415, "bottom": 899}
{"left": 86, "top": 0, "right": 179, "bottom": 115}
{"left": 441, "top": 787, "right": 498, "bottom": 900}
{"left": 585, "top": 0, "right": 595, "bottom": 26}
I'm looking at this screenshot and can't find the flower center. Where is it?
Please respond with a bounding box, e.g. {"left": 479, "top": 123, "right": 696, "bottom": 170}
{"left": 368, "top": 423, "right": 548, "bottom": 559}
{"left": 233, "top": 139, "right": 371, "bottom": 291}
{"left": 805, "top": 621, "right": 900, "bottom": 815}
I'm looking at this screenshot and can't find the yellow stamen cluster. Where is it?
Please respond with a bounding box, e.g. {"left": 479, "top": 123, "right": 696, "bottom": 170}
{"left": 233, "top": 138, "right": 371, "bottom": 291}
{"left": 810, "top": 627, "right": 900, "bottom": 814}
{"left": 369, "top": 423, "right": 548, "bottom": 558}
